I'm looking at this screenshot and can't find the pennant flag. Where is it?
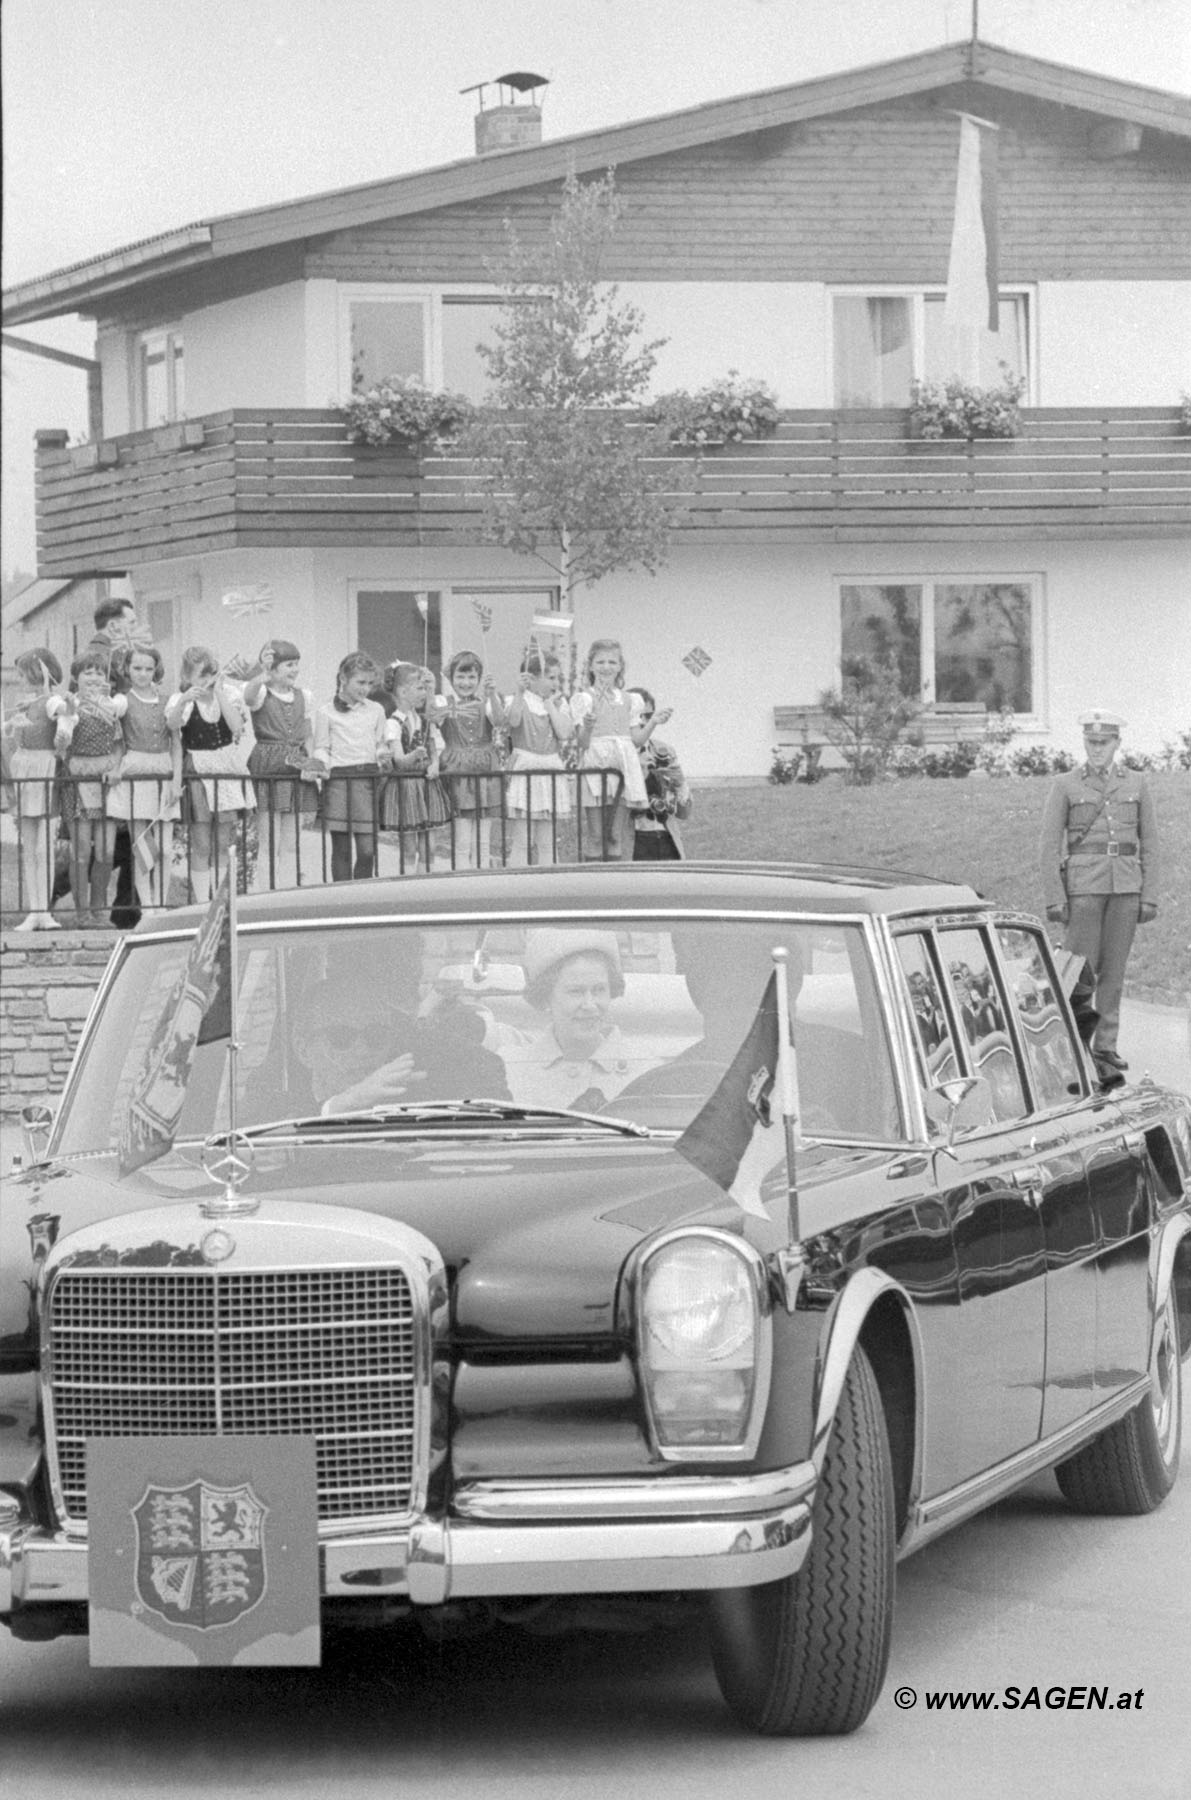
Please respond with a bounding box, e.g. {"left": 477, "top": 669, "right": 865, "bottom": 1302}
{"left": 132, "top": 799, "right": 176, "bottom": 876}
{"left": 471, "top": 598, "right": 494, "bottom": 634}
{"left": 942, "top": 114, "right": 1000, "bottom": 381}
{"left": 196, "top": 893, "right": 233, "bottom": 1047}
{"left": 117, "top": 866, "right": 233, "bottom": 1176}
{"left": 531, "top": 611, "right": 573, "bottom": 634}
{"left": 674, "top": 972, "right": 788, "bottom": 1218}
{"left": 132, "top": 829, "right": 157, "bottom": 877}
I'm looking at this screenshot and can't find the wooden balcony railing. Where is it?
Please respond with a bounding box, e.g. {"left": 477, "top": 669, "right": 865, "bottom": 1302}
{"left": 34, "top": 406, "right": 1191, "bottom": 574}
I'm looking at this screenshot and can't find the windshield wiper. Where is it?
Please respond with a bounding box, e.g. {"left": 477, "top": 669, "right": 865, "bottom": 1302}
{"left": 222, "top": 1100, "right": 664, "bottom": 1141}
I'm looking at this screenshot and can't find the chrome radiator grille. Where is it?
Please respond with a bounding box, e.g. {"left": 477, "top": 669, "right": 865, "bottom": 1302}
{"left": 46, "top": 1267, "right": 421, "bottom": 1526}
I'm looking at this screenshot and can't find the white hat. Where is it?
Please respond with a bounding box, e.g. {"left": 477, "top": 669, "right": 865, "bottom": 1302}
{"left": 1078, "top": 709, "right": 1125, "bottom": 733}
{"left": 524, "top": 929, "right": 625, "bottom": 1006}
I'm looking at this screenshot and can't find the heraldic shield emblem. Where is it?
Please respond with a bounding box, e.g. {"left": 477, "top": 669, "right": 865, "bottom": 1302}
{"left": 88, "top": 1436, "right": 320, "bottom": 1666}
{"left": 134, "top": 1480, "right": 267, "bottom": 1629}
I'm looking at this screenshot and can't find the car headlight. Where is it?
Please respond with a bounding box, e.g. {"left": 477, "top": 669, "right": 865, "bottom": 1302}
{"left": 636, "top": 1232, "right": 771, "bottom": 1458}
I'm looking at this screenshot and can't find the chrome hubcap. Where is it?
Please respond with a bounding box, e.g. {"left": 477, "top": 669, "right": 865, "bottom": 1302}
{"left": 1150, "top": 1290, "right": 1180, "bottom": 1465}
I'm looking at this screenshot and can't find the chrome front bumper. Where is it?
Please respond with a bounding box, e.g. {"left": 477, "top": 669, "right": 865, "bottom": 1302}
{"left": 1, "top": 1464, "right": 815, "bottom": 1618}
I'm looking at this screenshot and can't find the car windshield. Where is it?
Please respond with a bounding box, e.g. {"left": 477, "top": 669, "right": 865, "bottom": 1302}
{"left": 54, "top": 916, "right": 903, "bottom": 1154}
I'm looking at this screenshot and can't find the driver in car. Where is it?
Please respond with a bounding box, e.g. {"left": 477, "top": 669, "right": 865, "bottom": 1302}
{"left": 292, "top": 972, "right": 509, "bottom": 1116}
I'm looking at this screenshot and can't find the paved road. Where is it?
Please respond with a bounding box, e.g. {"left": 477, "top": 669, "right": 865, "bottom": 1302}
{"left": 2, "top": 1435, "right": 1188, "bottom": 1800}
{"left": 1118, "top": 996, "right": 1190, "bottom": 1095}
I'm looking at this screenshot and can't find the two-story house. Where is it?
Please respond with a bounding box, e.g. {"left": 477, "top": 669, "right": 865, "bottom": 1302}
{"left": 4, "top": 37, "right": 1189, "bottom": 775}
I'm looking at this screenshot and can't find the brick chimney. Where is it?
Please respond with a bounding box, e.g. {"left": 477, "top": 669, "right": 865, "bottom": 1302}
{"left": 464, "top": 71, "right": 548, "bottom": 156}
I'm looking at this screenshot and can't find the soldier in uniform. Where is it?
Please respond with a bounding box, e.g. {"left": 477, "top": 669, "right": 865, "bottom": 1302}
{"left": 1039, "top": 710, "right": 1160, "bottom": 1070}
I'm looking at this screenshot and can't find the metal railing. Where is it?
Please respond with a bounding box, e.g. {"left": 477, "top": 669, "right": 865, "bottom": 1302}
{"left": 0, "top": 769, "right": 630, "bottom": 925}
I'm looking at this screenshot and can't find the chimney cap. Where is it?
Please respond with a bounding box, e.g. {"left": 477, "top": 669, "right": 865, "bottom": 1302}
{"left": 461, "top": 71, "right": 549, "bottom": 110}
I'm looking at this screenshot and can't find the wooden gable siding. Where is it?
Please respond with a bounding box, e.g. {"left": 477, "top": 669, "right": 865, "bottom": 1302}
{"left": 306, "top": 91, "right": 1191, "bottom": 286}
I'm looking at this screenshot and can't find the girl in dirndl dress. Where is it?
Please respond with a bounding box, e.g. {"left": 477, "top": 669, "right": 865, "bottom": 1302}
{"left": 380, "top": 662, "right": 445, "bottom": 873}
{"left": 310, "top": 652, "right": 389, "bottom": 882}
{"left": 244, "top": 638, "right": 316, "bottom": 890}
{"left": 437, "top": 650, "right": 508, "bottom": 869}
{"left": 164, "top": 646, "right": 255, "bottom": 904}
{"left": 57, "top": 652, "right": 124, "bottom": 927}
{"left": 503, "top": 651, "right": 574, "bottom": 868}
{"left": 106, "top": 643, "right": 182, "bottom": 911}
{"left": 7, "top": 648, "right": 69, "bottom": 930}
{"left": 570, "top": 639, "right": 649, "bottom": 862}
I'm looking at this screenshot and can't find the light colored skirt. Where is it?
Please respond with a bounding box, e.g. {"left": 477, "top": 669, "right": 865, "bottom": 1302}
{"left": 106, "top": 749, "right": 179, "bottom": 822}
{"left": 9, "top": 746, "right": 57, "bottom": 818}
{"left": 183, "top": 744, "right": 255, "bottom": 821}
{"left": 581, "top": 736, "right": 647, "bottom": 808}
{"left": 506, "top": 749, "right": 571, "bottom": 818}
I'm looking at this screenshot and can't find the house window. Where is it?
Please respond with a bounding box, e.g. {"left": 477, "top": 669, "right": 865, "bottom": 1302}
{"left": 134, "top": 328, "right": 184, "bottom": 427}
{"left": 341, "top": 290, "right": 506, "bottom": 399}
{"left": 839, "top": 577, "right": 1041, "bottom": 714}
{"left": 441, "top": 298, "right": 503, "bottom": 402}
{"left": 832, "top": 292, "right": 1029, "bottom": 407}
{"left": 348, "top": 300, "right": 429, "bottom": 392}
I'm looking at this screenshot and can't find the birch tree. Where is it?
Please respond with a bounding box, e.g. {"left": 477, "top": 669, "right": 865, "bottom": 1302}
{"left": 463, "top": 171, "right": 672, "bottom": 614}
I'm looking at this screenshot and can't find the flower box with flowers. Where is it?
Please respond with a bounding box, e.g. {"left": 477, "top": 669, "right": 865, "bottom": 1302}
{"left": 643, "top": 374, "right": 780, "bottom": 451}
{"left": 337, "top": 377, "right": 474, "bottom": 451}
{"left": 908, "top": 369, "right": 1026, "bottom": 443}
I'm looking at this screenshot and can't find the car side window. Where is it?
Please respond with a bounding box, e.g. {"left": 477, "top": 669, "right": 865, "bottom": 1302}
{"left": 937, "top": 926, "right": 1030, "bottom": 1123}
{"left": 996, "top": 925, "right": 1085, "bottom": 1109}
{"left": 893, "top": 932, "right": 961, "bottom": 1132}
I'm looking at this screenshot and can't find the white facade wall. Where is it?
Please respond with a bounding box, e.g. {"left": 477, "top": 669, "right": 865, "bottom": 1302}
{"left": 182, "top": 282, "right": 308, "bottom": 416}
{"left": 1036, "top": 283, "right": 1191, "bottom": 404}
{"left": 127, "top": 537, "right": 1190, "bottom": 776}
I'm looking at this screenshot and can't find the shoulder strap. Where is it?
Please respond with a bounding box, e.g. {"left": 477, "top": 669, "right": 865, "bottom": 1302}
{"left": 1065, "top": 792, "right": 1108, "bottom": 854}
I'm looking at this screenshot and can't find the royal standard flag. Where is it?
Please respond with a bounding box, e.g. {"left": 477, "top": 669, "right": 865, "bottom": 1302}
{"left": 118, "top": 866, "right": 233, "bottom": 1176}
{"left": 674, "top": 972, "right": 788, "bottom": 1219}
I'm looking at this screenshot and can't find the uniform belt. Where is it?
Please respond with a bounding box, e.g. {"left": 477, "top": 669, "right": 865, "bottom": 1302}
{"left": 1069, "top": 841, "right": 1137, "bottom": 857}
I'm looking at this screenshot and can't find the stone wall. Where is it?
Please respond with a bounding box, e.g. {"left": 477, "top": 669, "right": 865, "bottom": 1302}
{"left": 0, "top": 930, "right": 115, "bottom": 1116}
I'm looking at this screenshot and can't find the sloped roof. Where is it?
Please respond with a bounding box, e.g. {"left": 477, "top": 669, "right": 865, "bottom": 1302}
{"left": 4, "top": 37, "right": 1189, "bottom": 325}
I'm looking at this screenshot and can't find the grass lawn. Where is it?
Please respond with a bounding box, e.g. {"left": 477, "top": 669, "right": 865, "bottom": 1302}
{"left": 684, "top": 772, "right": 1190, "bottom": 1007}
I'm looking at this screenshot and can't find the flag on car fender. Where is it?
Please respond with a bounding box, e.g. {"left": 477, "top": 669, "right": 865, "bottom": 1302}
{"left": 117, "top": 865, "right": 232, "bottom": 1176}
{"left": 674, "top": 972, "right": 787, "bottom": 1218}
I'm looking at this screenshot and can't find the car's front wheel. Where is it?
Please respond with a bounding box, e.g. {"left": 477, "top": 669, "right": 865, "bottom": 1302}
{"left": 707, "top": 1345, "right": 895, "bottom": 1735}
{"left": 1055, "top": 1284, "right": 1182, "bottom": 1515}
